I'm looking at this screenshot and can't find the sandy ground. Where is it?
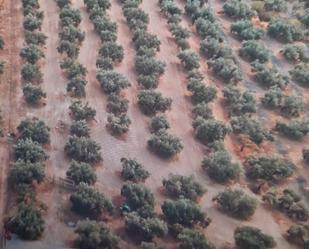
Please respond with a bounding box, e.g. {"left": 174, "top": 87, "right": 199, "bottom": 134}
{"left": 1, "top": 0, "right": 309, "bottom": 248}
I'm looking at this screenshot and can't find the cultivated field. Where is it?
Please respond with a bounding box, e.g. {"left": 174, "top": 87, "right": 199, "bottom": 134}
{"left": 0, "top": 0, "right": 308, "bottom": 249}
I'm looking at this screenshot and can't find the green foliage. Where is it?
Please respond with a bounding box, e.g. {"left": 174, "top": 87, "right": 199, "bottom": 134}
{"left": 299, "top": 9, "right": 309, "bottom": 27}
{"left": 140, "top": 242, "right": 166, "bottom": 249}
{"left": 214, "top": 188, "right": 257, "bottom": 219}
{"left": 178, "top": 228, "right": 217, "bottom": 249}
{"left": 287, "top": 223, "right": 309, "bottom": 248}
{"left": 276, "top": 118, "right": 309, "bottom": 140}
{"left": 23, "top": 14, "right": 42, "bottom": 31}
{"left": 163, "top": 174, "right": 205, "bottom": 201}
{"left": 0, "top": 61, "right": 4, "bottom": 75}
{"left": 75, "top": 220, "right": 119, "bottom": 249}
{"left": 20, "top": 44, "right": 44, "bottom": 64}
{"left": 231, "top": 115, "right": 272, "bottom": 144}
{"left": 123, "top": 7, "right": 149, "bottom": 30}
{"left": 17, "top": 118, "right": 50, "bottom": 144}
{"left": 10, "top": 160, "right": 45, "bottom": 185}
{"left": 268, "top": 18, "right": 303, "bottom": 43}
{"left": 69, "top": 100, "right": 96, "bottom": 121}
{"left": 187, "top": 79, "right": 217, "bottom": 104}
{"left": 148, "top": 130, "right": 183, "bottom": 158}
{"left": 60, "top": 58, "right": 87, "bottom": 79}
{"left": 231, "top": 20, "right": 264, "bottom": 40}
{"left": 170, "top": 24, "right": 190, "bottom": 49}
{"left": 23, "top": 84, "right": 46, "bottom": 105}
{"left": 107, "top": 113, "right": 131, "bottom": 135}
{"left": 25, "top": 31, "right": 47, "bottom": 45}
{"left": 65, "top": 135, "right": 102, "bottom": 163}
{"left": 208, "top": 57, "right": 242, "bottom": 83}
{"left": 59, "top": 5, "right": 82, "bottom": 26}
{"left": 193, "top": 118, "right": 229, "bottom": 144}
{"left": 192, "top": 102, "right": 213, "bottom": 119}
{"left": 132, "top": 30, "right": 160, "bottom": 51}
{"left": 97, "top": 70, "right": 130, "bottom": 94}
{"left": 107, "top": 94, "right": 129, "bottom": 115}
{"left": 66, "top": 160, "right": 97, "bottom": 185}
{"left": 234, "top": 226, "right": 276, "bottom": 249}
{"left": 58, "top": 40, "right": 80, "bottom": 58}
{"left": 14, "top": 138, "right": 47, "bottom": 163}
{"left": 202, "top": 149, "right": 240, "bottom": 183}
{"left": 59, "top": 24, "right": 85, "bottom": 43}
{"left": 121, "top": 183, "right": 154, "bottom": 214}
{"left": 99, "top": 41, "right": 124, "bottom": 62}
{"left": 264, "top": 0, "right": 287, "bottom": 12}
{"left": 223, "top": 0, "right": 252, "bottom": 19}
{"left": 252, "top": 62, "right": 289, "bottom": 89}
{"left": 6, "top": 203, "right": 45, "bottom": 240}
{"left": 303, "top": 148, "right": 309, "bottom": 164}
{"left": 223, "top": 86, "right": 256, "bottom": 116}
{"left": 56, "top": 0, "right": 71, "bottom": 9}
{"left": 282, "top": 44, "right": 307, "bottom": 63}
{"left": 21, "top": 63, "right": 42, "bottom": 82}
{"left": 125, "top": 212, "right": 168, "bottom": 241}
{"left": 138, "top": 90, "right": 172, "bottom": 116}
{"left": 178, "top": 50, "right": 200, "bottom": 71}
{"left": 195, "top": 18, "right": 222, "bottom": 40}
{"left": 290, "top": 63, "right": 309, "bottom": 86}
{"left": 162, "top": 198, "right": 211, "bottom": 228}
{"left": 150, "top": 115, "right": 170, "bottom": 133}
{"left": 239, "top": 40, "right": 269, "bottom": 63}
{"left": 67, "top": 76, "right": 87, "bottom": 97}
{"left": 70, "top": 183, "right": 113, "bottom": 217}
{"left": 70, "top": 120, "right": 90, "bottom": 137}
{"left": 0, "top": 36, "right": 4, "bottom": 49}
{"left": 245, "top": 155, "right": 295, "bottom": 182}
{"left": 263, "top": 189, "right": 308, "bottom": 221}
{"left": 121, "top": 157, "right": 150, "bottom": 183}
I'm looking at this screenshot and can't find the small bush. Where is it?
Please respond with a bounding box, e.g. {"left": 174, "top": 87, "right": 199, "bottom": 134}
{"left": 23, "top": 83, "right": 46, "bottom": 105}
{"left": 69, "top": 100, "right": 96, "bottom": 121}
{"left": 192, "top": 102, "right": 213, "bottom": 119}
{"left": 21, "top": 63, "right": 42, "bottom": 82}
{"left": 187, "top": 79, "right": 217, "bottom": 104}
{"left": 214, "top": 188, "right": 257, "bottom": 219}
{"left": 282, "top": 44, "right": 307, "bottom": 63}
{"left": 70, "top": 120, "right": 90, "bottom": 137}
{"left": 66, "top": 160, "right": 97, "bottom": 185}
{"left": 17, "top": 118, "right": 50, "bottom": 144}
{"left": 67, "top": 76, "right": 87, "bottom": 97}
{"left": 106, "top": 94, "right": 129, "bottom": 115}
{"left": 178, "top": 50, "right": 200, "bottom": 71}
{"left": 99, "top": 41, "right": 124, "bottom": 62}
{"left": 97, "top": 70, "right": 130, "bottom": 94}
{"left": 121, "top": 157, "right": 150, "bottom": 183}
{"left": 23, "top": 14, "right": 42, "bottom": 31}
{"left": 106, "top": 113, "right": 131, "bottom": 135}
{"left": 20, "top": 44, "right": 44, "bottom": 64}
{"left": 150, "top": 115, "right": 170, "bottom": 133}
{"left": 25, "top": 31, "right": 47, "bottom": 45}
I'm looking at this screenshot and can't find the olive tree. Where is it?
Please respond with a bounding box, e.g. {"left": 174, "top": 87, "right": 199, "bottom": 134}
{"left": 69, "top": 100, "right": 96, "bottom": 121}
{"left": 223, "top": 0, "right": 252, "bottom": 19}
{"left": 178, "top": 228, "right": 217, "bottom": 249}
{"left": 106, "top": 113, "right": 131, "bottom": 135}
{"left": 264, "top": 0, "right": 287, "bottom": 12}
{"left": 290, "top": 63, "right": 309, "bottom": 86}
{"left": 192, "top": 102, "right": 213, "bottom": 119}
{"left": 202, "top": 149, "right": 240, "bottom": 183}
{"left": 282, "top": 44, "right": 307, "bottom": 63}
{"left": 99, "top": 41, "right": 124, "bottom": 63}
{"left": 23, "top": 84, "right": 46, "bottom": 105}
{"left": 70, "top": 120, "right": 90, "bottom": 137}
{"left": 67, "top": 76, "right": 87, "bottom": 98}
{"left": 286, "top": 223, "right": 309, "bottom": 248}
{"left": 239, "top": 40, "right": 270, "bottom": 63}
{"left": 231, "top": 20, "right": 264, "bottom": 40}
{"left": 25, "top": 31, "right": 47, "bottom": 45}
{"left": 178, "top": 50, "right": 200, "bottom": 71}
{"left": 120, "top": 157, "right": 150, "bottom": 182}
{"left": 187, "top": 79, "right": 217, "bottom": 104}
{"left": 20, "top": 44, "right": 44, "bottom": 64}
{"left": 66, "top": 160, "right": 97, "bottom": 185}
{"left": 150, "top": 115, "right": 170, "bottom": 133}
{"left": 275, "top": 118, "right": 309, "bottom": 140}
{"left": 302, "top": 148, "right": 309, "bottom": 164}
{"left": 107, "top": 94, "right": 129, "bottom": 115}
{"left": 17, "top": 118, "right": 50, "bottom": 144}
{"left": 97, "top": 70, "right": 130, "bottom": 94}
{"left": 10, "top": 160, "right": 45, "bottom": 185}
{"left": 21, "top": 63, "right": 42, "bottom": 82}
{"left": 213, "top": 188, "right": 257, "bottom": 219}
{"left": 14, "top": 138, "right": 47, "bottom": 163}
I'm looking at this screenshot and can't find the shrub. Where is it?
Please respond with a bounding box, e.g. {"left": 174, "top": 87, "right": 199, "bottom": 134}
{"left": 66, "top": 160, "right": 97, "bottom": 185}
{"left": 20, "top": 44, "right": 44, "bottom": 64}
{"left": 14, "top": 138, "right": 47, "bottom": 163}
{"left": 70, "top": 183, "right": 113, "bottom": 217}
{"left": 67, "top": 76, "right": 87, "bottom": 97}
{"left": 208, "top": 57, "right": 242, "bottom": 83}
{"left": 193, "top": 118, "right": 229, "bottom": 144}
{"left": 70, "top": 120, "right": 90, "bottom": 137}
{"left": 138, "top": 90, "right": 172, "bottom": 116}
{"left": 23, "top": 84, "right": 46, "bottom": 105}
{"left": 214, "top": 188, "right": 257, "bottom": 219}
{"left": 282, "top": 44, "right": 307, "bottom": 63}
{"left": 223, "top": 0, "right": 252, "bottom": 19}
{"left": 178, "top": 50, "right": 200, "bottom": 71}
{"left": 202, "top": 149, "right": 240, "bottom": 183}
{"left": 65, "top": 136, "right": 101, "bottom": 163}
{"left": 187, "top": 79, "right": 216, "bottom": 104}
{"left": 106, "top": 94, "right": 129, "bottom": 115}
{"left": 121, "top": 183, "right": 154, "bottom": 213}
{"left": 25, "top": 31, "right": 47, "bottom": 45}
{"left": 195, "top": 18, "right": 223, "bottom": 40}
{"left": 106, "top": 113, "right": 131, "bottom": 135}
{"left": 192, "top": 102, "right": 213, "bottom": 119}
{"left": 75, "top": 220, "right": 119, "bottom": 249}
{"left": 6, "top": 203, "right": 44, "bottom": 240}
{"left": 275, "top": 118, "right": 309, "bottom": 140}
{"left": 99, "top": 41, "right": 124, "bottom": 62}
{"left": 150, "top": 115, "right": 170, "bottom": 133}
{"left": 17, "top": 118, "right": 50, "bottom": 144}
{"left": 251, "top": 62, "right": 289, "bottom": 89}
{"left": 97, "top": 70, "right": 130, "bottom": 94}
{"left": 23, "top": 14, "right": 42, "bottom": 31}
{"left": 231, "top": 115, "right": 273, "bottom": 144}
{"left": 59, "top": 5, "right": 82, "bottom": 26}
{"left": 121, "top": 157, "right": 150, "bottom": 182}
{"left": 59, "top": 25, "right": 85, "bottom": 43}
{"left": 60, "top": 58, "right": 87, "bottom": 79}
{"left": 132, "top": 30, "right": 160, "bottom": 51}
{"left": 239, "top": 40, "right": 269, "bottom": 63}
{"left": 162, "top": 199, "right": 211, "bottom": 228}
{"left": 231, "top": 20, "right": 264, "bottom": 40}
{"left": 57, "top": 40, "right": 80, "bottom": 58}
{"left": 290, "top": 63, "right": 309, "bottom": 86}
{"left": 123, "top": 8, "right": 149, "bottom": 30}
{"left": 170, "top": 24, "right": 190, "bottom": 49}
{"left": 245, "top": 155, "right": 295, "bottom": 182}
{"left": 162, "top": 174, "right": 205, "bottom": 201}
{"left": 96, "top": 56, "right": 113, "bottom": 70}
{"left": 21, "top": 63, "right": 42, "bottom": 82}
{"left": 10, "top": 160, "right": 45, "bottom": 185}
{"left": 148, "top": 130, "right": 183, "bottom": 158}
{"left": 263, "top": 189, "right": 308, "bottom": 221}
{"left": 69, "top": 100, "right": 96, "bottom": 121}
{"left": 135, "top": 56, "right": 165, "bottom": 77}
{"left": 268, "top": 18, "right": 303, "bottom": 43}
{"left": 286, "top": 223, "right": 309, "bottom": 248}
{"left": 125, "top": 212, "right": 168, "bottom": 241}
{"left": 303, "top": 148, "right": 309, "bottom": 164}
{"left": 200, "top": 38, "right": 221, "bottom": 59}
{"left": 234, "top": 226, "right": 276, "bottom": 249}
{"left": 178, "top": 228, "right": 217, "bottom": 249}
{"left": 223, "top": 86, "right": 256, "bottom": 116}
